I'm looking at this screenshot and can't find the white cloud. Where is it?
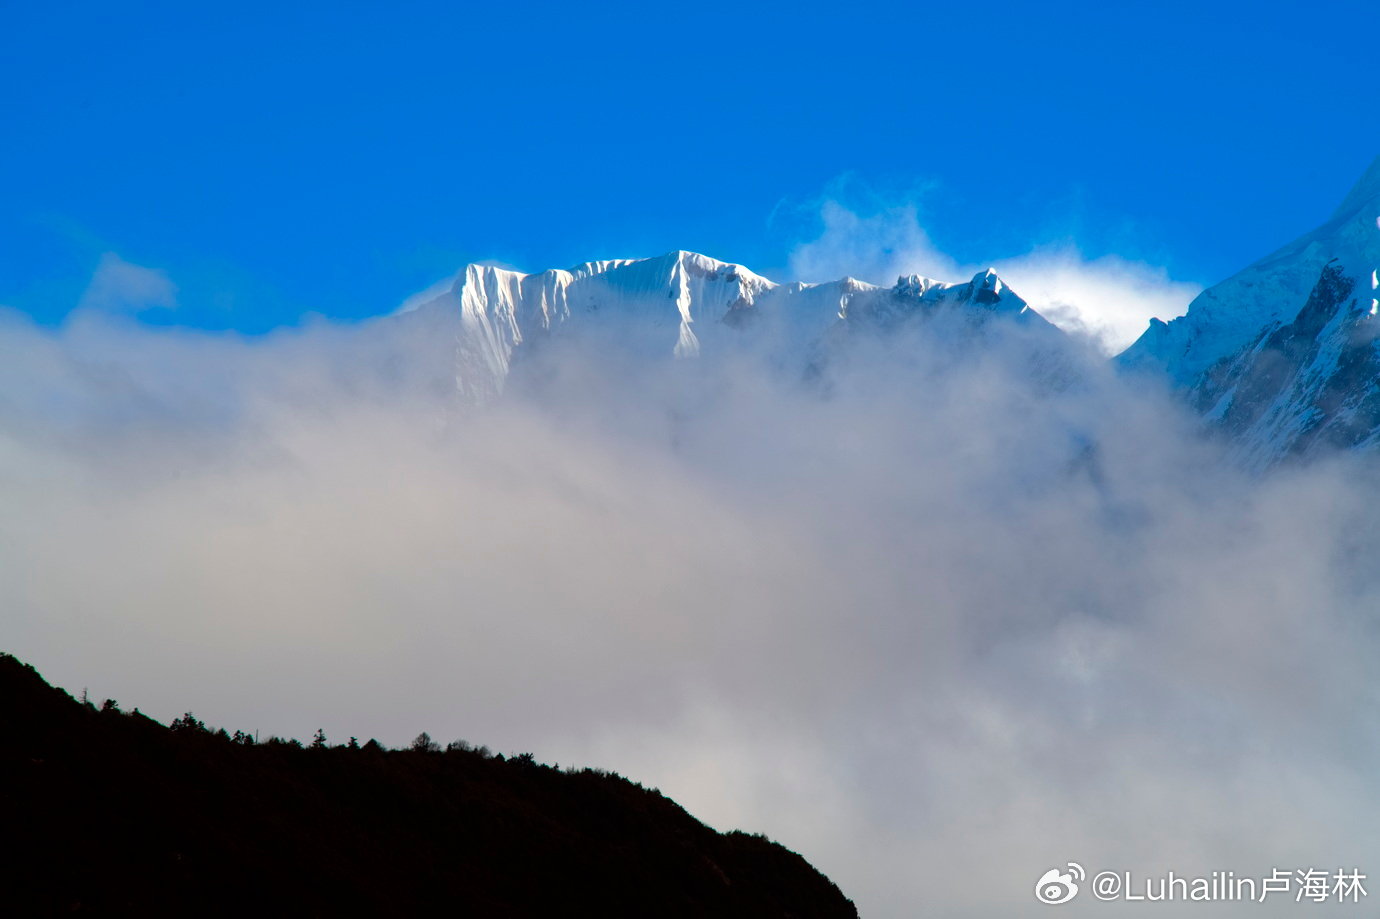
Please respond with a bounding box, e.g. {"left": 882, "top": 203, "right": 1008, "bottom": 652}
{"left": 786, "top": 196, "right": 1200, "bottom": 354}
{"left": 993, "top": 246, "right": 1200, "bottom": 354}
{"left": 76, "top": 252, "right": 178, "bottom": 315}
{"left": 787, "top": 199, "right": 962, "bottom": 286}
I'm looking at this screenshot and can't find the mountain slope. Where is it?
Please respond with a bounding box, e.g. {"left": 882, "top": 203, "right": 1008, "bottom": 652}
{"left": 1119, "top": 156, "right": 1380, "bottom": 465}
{"left": 0, "top": 653, "right": 856, "bottom": 917}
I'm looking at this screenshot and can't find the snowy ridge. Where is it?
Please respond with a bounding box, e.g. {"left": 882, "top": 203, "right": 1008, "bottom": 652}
{"left": 398, "top": 251, "right": 1052, "bottom": 402}
{"left": 848, "top": 267, "right": 1055, "bottom": 328}
{"left": 1119, "top": 155, "right": 1380, "bottom": 464}
{"left": 1120, "top": 156, "right": 1380, "bottom": 385}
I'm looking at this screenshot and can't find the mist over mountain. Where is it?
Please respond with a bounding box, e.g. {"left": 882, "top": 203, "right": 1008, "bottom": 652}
{"left": 3, "top": 159, "right": 1380, "bottom": 917}
{"left": 389, "top": 156, "right": 1380, "bottom": 469}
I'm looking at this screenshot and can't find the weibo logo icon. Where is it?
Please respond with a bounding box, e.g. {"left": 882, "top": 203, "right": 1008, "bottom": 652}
{"left": 1034, "top": 862, "right": 1085, "bottom": 905}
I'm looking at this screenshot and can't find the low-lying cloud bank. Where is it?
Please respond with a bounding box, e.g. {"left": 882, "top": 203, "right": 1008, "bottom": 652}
{"left": 2, "top": 264, "right": 1377, "bottom": 917}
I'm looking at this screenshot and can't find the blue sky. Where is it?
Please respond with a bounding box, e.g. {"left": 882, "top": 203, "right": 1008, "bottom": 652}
{"left": 2, "top": 0, "right": 1376, "bottom": 331}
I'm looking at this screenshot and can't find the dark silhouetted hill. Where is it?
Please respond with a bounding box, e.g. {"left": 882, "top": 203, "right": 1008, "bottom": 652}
{"left": 0, "top": 653, "right": 855, "bottom": 917}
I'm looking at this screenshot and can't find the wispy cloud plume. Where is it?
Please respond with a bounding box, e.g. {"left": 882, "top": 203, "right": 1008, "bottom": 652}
{"left": 76, "top": 253, "right": 178, "bottom": 316}
{"left": 784, "top": 185, "right": 1200, "bottom": 354}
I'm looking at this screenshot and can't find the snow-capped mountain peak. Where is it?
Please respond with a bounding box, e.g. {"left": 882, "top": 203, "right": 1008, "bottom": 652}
{"left": 397, "top": 252, "right": 1054, "bottom": 402}
{"left": 1118, "top": 155, "right": 1380, "bottom": 466}
{"left": 1120, "top": 157, "right": 1380, "bottom": 387}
